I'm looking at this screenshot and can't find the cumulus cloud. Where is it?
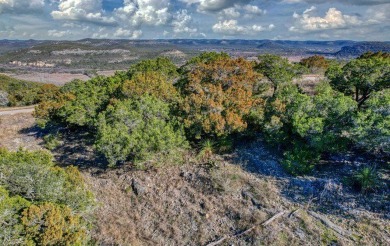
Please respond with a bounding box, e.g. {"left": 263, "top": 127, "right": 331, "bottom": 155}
{"left": 48, "top": 29, "right": 72, "bottom": 38}
{"left": 172, "top": 10, "right": 198, "bottom": 35}
{"left": 181, "top": 0, "right": 251, "bottom": 12}
{"left": 0, "top": 0, "right": 44, "bottom": 14}
{"left": 212, "top": 19, "right": 272, "bottom": 35}
{"left": 115, "top": 0, "right": 171, "bottom": 27}
{"left": 289, "top": 7, "right": 362, "bottom": 32}
{"left": 114, "top": 28, "right": 142, "bottom": 38}
{"left": 51, "top": 0, "right": 116, "bottom": 25}
{"left": 282, "top": 0, "right": 389, "bottom": 5}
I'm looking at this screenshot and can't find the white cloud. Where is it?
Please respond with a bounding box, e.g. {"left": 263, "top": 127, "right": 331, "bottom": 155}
{"left": 172, "top": 9, "right": 197, "bottom": 35}
{"left": 212, "top": 19, "right": 271, "bottom": 35}
{"left": 181, "top": 0, "right": 251, "bottom": 12}
{"left": 51, "top": 0, "right": 116, "bottom": 25}
{"left": 0, "top": 0, "right": 44, "bottom": 13}
{"left": 282, "top": 0, "right": 389, "bottom": 5}
{"left": 290, "top": 7, "right": 362, "bottom": 32}
{"left": 48, "top": 29, "right": 72, "bottom": 38}
{"left": 242, "top": 5, "right": 265, "bottom": 15}
{"left": 219, "top": 7, "right": 241, "bottom": 19}
{"left": 115, "top": 0, "right": 171, "bottom": 27}
{"left": 114, "top": 28, "right": 142, "bottom": 39}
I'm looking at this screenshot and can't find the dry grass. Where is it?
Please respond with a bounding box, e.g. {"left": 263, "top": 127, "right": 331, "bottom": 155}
{"left": 1, "top": 112, "right": 388, "bottom": 245}
{"left": 0, "top": 112, "right": 43, "bottom": 151}
{"left": 84, "top": 155, "right": 389, "bottom": 245}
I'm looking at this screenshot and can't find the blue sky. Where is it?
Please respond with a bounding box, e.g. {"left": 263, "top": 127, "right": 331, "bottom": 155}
{"left": 0, "top": 0, "right": 389, "bottom": 40}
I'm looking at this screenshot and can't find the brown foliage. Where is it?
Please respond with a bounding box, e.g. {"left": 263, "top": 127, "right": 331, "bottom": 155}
{"left": 300, "top": 55, "right": 329, "bottom": 73}
{"left": 181, "top": 57, "right": 263, "bottom": 138}
{"left": 22, "top": 203, "right": 88, "bottom": 245}
{"left": 122, "top": 71, "right": 179, "bottom": 103}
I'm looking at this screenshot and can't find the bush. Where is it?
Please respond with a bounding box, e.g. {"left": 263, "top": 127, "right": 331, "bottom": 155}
{"left": 351, "top": 89, "right": 390, "bottom": 156}
{"left": 95, "top": 96, "right": 188, "bottom": 166}
{"left": 352, "top": 167, "right": 379, "bottom": 193}
{"left": 282, "top": 145, "right": 320, "bottom": 176}
{"left": 180, "top": 54, "right": 263, "bottom": 139}
{"left": 22, "top": 203, "right": 89, "bottom": 245}
{"left": 0, "top": 149, "right": 94, "bottom": 245}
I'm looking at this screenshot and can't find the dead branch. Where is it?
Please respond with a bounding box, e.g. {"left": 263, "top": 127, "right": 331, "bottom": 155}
{"left": 205, "top": 211, "right": 286, "bottom": 246}
{"left": 308, "top": 210, "right": 355, "bottom": 240}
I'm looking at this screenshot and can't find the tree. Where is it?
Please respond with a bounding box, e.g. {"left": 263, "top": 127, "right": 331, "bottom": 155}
{"left": 122, "top": 71, "right": 180, "bottom": 104}
{"left": 300, "top": 55, "right": 329, "bottom": 73}
{"left": 95, "top": 96, "right": 188, "bottom": 166}
{"left": 256, "top": 54, "right": 304, "bottom": 96}
{"left": 127, "top": 57, "right": 179, "bottom": 82}
{"left": 180, "top": 55, "right": 263, "bottom": 139}
{"left": 326, "top": 52, "right": 390, "bottom": 108}
{"left": 351, "top": 89, "right": 390, "bottom": 155}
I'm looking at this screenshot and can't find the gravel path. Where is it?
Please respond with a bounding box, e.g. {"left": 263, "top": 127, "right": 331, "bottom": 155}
{"left": 0, "top": 106, "right": 35, "bottom": 116}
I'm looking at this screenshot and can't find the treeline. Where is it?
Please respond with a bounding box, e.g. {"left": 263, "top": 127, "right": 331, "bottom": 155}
{"left": 0, "top": 149, "right": 94, "bottom": 244}
{"left": 0, "top": 74, "right": 59, "bottom": 107}
{"left": 35, "top": 52, "right": 389, "bottom": 175}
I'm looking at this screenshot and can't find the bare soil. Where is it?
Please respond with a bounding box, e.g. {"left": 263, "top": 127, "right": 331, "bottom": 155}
{"left": 0, "top": 112, "right": 389, "bottom": 245}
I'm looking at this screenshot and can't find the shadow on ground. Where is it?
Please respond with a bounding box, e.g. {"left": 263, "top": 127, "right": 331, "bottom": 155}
{"left": 20, "top": 125, "right": 106, "bottom": 169}
{"left": 231, "top": 138, "right": 390, "bottom": 218}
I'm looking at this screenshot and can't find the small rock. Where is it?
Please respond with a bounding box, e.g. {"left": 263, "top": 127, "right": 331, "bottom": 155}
{"left": 132, "top": 179, "right": 146, "bottom": 196}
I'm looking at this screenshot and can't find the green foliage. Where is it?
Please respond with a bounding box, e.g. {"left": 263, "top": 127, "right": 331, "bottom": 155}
{"left": 56, "top": 76, "right": 122, "bottom": 128}
{"left": 127, "top": 57, "right": 179, "bottom": 82}
{"left": 0, "top": 186, "right": 31, "bottom": 245}
{"left": 300, "top": 55, "right": 330, "bottom": 73}
{"left": 0, "top": 74, "right": 58, "bottom": 107}
{"left": 0, "top": 148, "right": 94, "bottom": 212}
{"left": 327, "top": 52, "right": 390, "bottom": 108}
{"left": 351, "top": 89, "right": 390, "bottom": 155}
{"left": 260, "top": 83, "right": 356, "bottom": 174}
{"left": 43, "top": 133, "right": 62, "bottom": 150}
{"left": 22, "top": 203, "right": 89, "bottom": 245}
{"left": 256, "top": 54, "right": 304, "bottom": 95}
{"left": 95, "top": 96, "right": 188, "bottom": 166}
{"left": 0, "top": 149, "right": 94, "bottom": 245}
{"left": 352, "top": 167, "right": 379, "bottom": 193}
{"left": 198, "top": 139, "right": 216, "bottom": 160}
{"left": 282, "top": 144, "right": 320, "bottom": 176}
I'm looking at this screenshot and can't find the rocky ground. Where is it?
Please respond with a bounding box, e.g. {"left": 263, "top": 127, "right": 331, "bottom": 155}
{"left": 0, "top": 112, "right": 389, "bottom": 245}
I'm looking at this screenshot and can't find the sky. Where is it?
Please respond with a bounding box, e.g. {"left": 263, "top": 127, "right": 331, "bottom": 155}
{"left": 0, "top": 0, "right": 389, "bottom": 41}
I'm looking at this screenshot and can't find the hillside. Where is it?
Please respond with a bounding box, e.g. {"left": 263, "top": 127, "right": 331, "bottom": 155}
{"left": 0, "top": 112, "right": 389, "bottom": 245}
{"left": 0, "top": 39, "right": 388, "bottom": 72}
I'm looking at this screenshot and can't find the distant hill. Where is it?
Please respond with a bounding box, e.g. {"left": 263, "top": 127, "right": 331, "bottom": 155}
{"left": 335, "top": 42, "right": 390, "bottom": 58}
{"left": 0, "top": 39, "right": 389, "bottom": 71}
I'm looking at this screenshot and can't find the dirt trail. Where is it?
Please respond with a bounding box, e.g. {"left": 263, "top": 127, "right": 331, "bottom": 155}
{"left": 0, "top": 105, "right": 35, "bottom": 116}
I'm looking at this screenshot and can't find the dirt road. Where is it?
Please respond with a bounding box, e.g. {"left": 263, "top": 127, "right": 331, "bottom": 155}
{"left": 0, "top": 105, "right": 35, "bottom": 116}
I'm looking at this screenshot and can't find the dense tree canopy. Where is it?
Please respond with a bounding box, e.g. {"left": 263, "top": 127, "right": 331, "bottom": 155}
{"left": 326, "top": 52, "right": 390, "bottom": 108}
{"left": 96, "top": 96, "right": 188, "bottom": 166}
{"left": 180, "top": 55, "right": 263, "bottom": 139}
{"left": 300, "top": 55, "right": 329, "bottom": 73}
{"left": 255, "top": 54, "right": 304, "bottom": 96}
{"left": 34, "top": 52, "right": 389, "bottom": 174}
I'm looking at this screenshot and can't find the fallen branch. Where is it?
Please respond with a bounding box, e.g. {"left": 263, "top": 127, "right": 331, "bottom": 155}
{"left": 308, "top": 211, "right": 355, "bottom": 240}
{"left": 206, "top": 211, "right": 286, "bottom": 246}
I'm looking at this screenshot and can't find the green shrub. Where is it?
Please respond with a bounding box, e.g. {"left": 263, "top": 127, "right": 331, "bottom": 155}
{"left": 0, "top": 149, "right": 94, "bottom": 245}
{"left": 95, "top": 96, "right": 188, "bottom": 167}
{"left": 352, "top": 167, "right": 379, "bottom": 193}
{"left": 43, "top": 133, "right": 62, "bottom": 150}
{"left": 282, "top": 146, "right": 320, "bottom": 176}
